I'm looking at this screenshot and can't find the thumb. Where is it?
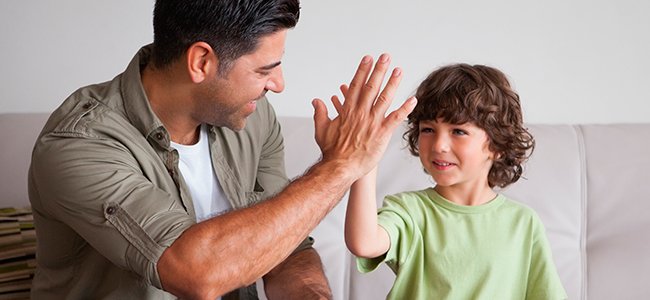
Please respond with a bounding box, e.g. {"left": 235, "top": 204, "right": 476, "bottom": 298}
{"left": 312, "top": 98, "right": 330, "bottom": 145}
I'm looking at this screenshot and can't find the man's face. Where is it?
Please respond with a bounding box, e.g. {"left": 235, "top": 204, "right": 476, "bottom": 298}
{"left": 193, "top": 29, "right": 287, "bottom": 130}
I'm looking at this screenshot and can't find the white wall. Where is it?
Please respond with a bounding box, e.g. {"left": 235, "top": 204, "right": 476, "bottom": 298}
{"left": 2, "top": 0, "right": 649, "bottom": 124}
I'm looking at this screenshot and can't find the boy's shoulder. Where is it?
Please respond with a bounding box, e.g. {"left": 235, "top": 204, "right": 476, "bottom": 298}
{"left": 498, "top": 195, "right": 544, "bottom": 222}
{"left": 379, "top": 189, "right": 432, "bottom": 211}
{"left": 383, "top": 188, "right": 432, "bottom": 204}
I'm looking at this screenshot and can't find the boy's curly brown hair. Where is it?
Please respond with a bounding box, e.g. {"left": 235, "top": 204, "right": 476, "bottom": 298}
{"left": 404, "top": 63, "right": 535, "bottom": 188}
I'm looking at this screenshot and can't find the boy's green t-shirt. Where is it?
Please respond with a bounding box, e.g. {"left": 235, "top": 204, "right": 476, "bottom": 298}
{"left": 357, "top": 188, "right": 567, "bottom": 300}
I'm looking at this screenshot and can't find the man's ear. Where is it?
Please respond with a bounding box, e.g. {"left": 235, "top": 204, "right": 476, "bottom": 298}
{"left": 186, "top": 42, "right": 217, "bottom": 83}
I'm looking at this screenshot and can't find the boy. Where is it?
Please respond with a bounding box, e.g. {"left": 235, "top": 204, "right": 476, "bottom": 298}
{"left": 344, "top": 63, "right": 567, "bottom": 299}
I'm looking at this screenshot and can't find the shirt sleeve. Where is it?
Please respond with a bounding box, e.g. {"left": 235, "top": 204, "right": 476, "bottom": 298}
{"left": 30, "top": 134, "right": 194, "bottom": 289}
{"left": 256, "top": 98, "right": 290, "bottom": 198}
{"left": 255, "top": 99, "right": 314, "bottom": 253}
{"left": 357, "top": 194, "right": 416, "bottom": 274}
{"left": 526, "top": 214, "right": 568, "bottom": 300}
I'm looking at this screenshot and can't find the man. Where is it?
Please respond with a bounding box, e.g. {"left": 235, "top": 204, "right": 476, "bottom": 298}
{"left": 28, "top": 0, "right": 416, "bottom": 299}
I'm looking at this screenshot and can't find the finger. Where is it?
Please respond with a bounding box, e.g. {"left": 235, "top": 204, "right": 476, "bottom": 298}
{"left": 339, "top": 84, "right": 349, "bottom": 98}
{"left": 372, "top": 67, "right": 403, "bottom": 117}
{"left": 345, "top": 55, "right": 373, "bottom": 109}
{"left": 331, "top": 95, "right": 343, "bottom": 115}
{"left": 360, "top": 53, "right": 392, "bottom": 109}
{"left": 312, "top": 98, "right": 331, "bottom": 146}
{"left": 329, "top": 84, "right": 348, "bottom": 115}
{"left": 383, "top": 97, "right": 417, "bottom": 131}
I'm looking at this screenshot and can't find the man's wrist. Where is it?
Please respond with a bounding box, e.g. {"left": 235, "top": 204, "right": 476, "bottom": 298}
{"left": 311, "top": 156, "right": 360, "bottom": 187}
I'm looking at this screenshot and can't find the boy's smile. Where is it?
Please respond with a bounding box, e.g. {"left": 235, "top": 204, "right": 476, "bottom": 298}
{"left": 431, "top": 159, "right": 455, "bottom": 170}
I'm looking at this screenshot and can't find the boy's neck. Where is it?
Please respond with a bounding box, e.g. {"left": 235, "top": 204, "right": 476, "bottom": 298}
{"left": 433, "top": 184, "right": 497, "bottom": 206}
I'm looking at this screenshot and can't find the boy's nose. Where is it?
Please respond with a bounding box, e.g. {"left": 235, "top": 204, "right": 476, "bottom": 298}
{"left": 432, "top": 135, "right": 450, "bottom": 153}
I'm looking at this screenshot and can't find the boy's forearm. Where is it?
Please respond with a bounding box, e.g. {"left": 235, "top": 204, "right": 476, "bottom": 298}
{"left": 345, "top": 168, "right": 389, "bottom": 258}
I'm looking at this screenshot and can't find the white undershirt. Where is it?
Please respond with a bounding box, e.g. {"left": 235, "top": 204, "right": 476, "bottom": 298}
{"left": 171, "top": 124, "right": 231, "bottom": 222}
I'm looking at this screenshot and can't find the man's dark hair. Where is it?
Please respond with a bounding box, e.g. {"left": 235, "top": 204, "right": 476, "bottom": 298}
{"left": 152, "top": 0, "right": 300, "bottom": 74}
{"left": 404, "top": 64, "right": 535, "bottom": 188}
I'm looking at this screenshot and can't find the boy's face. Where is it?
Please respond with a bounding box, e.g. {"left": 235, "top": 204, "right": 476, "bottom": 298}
{"left": 418, "top": 119, "right": 496, "bottom": 200}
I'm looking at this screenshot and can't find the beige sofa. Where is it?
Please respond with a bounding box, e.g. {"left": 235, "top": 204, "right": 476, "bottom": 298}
{"left": 2, "top": 113, "right": 649, "bottom": 299}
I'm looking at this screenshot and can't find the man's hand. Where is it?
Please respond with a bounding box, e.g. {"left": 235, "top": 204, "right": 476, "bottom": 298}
{"left": 312, "top": 54, "right": 417, "bottom": 180}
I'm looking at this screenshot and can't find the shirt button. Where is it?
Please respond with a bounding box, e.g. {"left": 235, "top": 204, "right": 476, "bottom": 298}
{"left": 156, "top": 133, "right": 164, "bottom": 140}
{"left": 82, "top": 102, "right": 92, "bottom": 109}
{"left": 106, "top": 206, "right": 117, "bottom": 215}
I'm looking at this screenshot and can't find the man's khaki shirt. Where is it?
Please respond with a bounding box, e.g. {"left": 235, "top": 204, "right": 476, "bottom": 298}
{"left": 28, "top": 45, "right": 312, "bottom": 299}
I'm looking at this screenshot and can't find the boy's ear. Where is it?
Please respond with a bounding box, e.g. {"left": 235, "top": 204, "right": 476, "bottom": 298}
{"left": 186, "top": 42, "right": 217, "bottom": 83}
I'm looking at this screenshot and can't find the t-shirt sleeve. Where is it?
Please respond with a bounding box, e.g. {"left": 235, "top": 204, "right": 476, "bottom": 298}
{"left": 356, "top": 194, "right": 416, "bottom": 274}
{"left": 526, "top": 213, "right": 568, "bottom": 300}
{"left": 31, "top": 135, "right": 194, "bottom": 289}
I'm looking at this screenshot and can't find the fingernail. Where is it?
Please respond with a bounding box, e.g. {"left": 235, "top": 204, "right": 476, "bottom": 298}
{"left": 380, "top": 53, "right": 389, "bottom": 63}
{"left": 362, "top": 56, "right": 371, "bottom": 64}
{"left": 393, "top": 68, "right": 402, "bottom": 77}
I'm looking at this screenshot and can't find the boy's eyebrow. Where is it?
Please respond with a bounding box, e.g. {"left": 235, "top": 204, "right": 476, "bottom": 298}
{"left": 259, "top": 61, "right": 282, "bottom": 71}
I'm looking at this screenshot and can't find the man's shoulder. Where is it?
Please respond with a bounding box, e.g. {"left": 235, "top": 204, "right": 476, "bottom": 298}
{"left": 41, "top": 76, "right": 129, "bottom": 139}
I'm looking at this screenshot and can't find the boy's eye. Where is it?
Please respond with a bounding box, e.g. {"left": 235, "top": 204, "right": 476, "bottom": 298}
{"left": 420, "top": 128, "right": 433, "bottom": 134}
{"left": 452, "top": 129, "right": 467, "bottom": 135}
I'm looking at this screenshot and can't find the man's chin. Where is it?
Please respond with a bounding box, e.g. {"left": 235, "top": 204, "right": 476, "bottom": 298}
{"left": 207, "top": 106, "right": 255, "bottom": 131}
{"left": 229, "top": 120, "right": 247, "bottom": 131}
{"left": 205, "top": 117, "right": 247, "bottom": 131}
{"left": 225, "top": 116, "right": 249, "bottom": 131}
{"left": 231, "top": 104, "right": 257, "bottom": 130}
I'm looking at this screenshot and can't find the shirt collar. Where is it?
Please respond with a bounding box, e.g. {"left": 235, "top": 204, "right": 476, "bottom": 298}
{"left": 121, "top": 44, "right": 168, "bottom": 144}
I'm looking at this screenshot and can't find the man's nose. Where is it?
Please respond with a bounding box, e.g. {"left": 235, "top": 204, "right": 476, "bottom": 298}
{"left": 266, "top": 67, "right": 285, "bottom": 93}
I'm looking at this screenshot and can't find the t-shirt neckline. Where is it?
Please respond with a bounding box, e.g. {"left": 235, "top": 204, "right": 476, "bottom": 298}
{"left": 425, "top": 187, "right": 505, "bottom": 214}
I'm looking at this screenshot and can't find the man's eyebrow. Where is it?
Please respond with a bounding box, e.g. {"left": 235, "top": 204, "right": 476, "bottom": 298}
{"left": 259, "top": 61, "right": 282, "bottom": 71}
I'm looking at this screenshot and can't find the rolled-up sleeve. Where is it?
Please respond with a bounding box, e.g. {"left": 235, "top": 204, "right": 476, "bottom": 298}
{"left": 31, "top": 133, "right": 193, "bottom": 289}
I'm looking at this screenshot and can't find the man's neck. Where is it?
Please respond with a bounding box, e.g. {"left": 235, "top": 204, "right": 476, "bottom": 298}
{"left": 141, "top": 63, "right": 201, "bottom": 145}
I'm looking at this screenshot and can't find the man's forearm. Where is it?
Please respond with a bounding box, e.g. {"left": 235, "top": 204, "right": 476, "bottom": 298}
{"left": 157, "top": 54, "right": 415, "bottom": 300}
{"left": 157, "top": 159, "right": 353, "bottom": 299}
{"left": 263, "top": 248, "right": 332, "bottom": 299}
